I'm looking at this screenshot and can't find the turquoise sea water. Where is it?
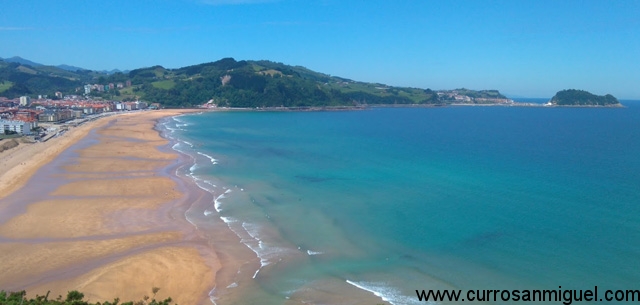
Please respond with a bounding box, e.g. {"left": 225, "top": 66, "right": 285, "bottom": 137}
{"left": 163, "top": 101, "right": 640, "bottom": 304}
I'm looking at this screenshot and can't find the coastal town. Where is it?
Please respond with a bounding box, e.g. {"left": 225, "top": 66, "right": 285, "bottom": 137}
{"left": 0, "top": 81, "right": 161, "bottom": 143}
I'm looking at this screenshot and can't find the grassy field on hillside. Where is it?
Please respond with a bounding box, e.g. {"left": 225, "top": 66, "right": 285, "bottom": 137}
{"left": 151, "top": 80, "right": 176, "bottom": 90}
{"left": 0, "top": 81, "right": 13, "bottom": 93}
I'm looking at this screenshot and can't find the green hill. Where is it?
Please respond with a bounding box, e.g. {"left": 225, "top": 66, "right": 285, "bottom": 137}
{"left": 0, "top": 59, "right": 98, "bottom": 98}
{"left": 1, "top": 57, "right": 513, "bottom": 108}
{"left": 549, "top": 89, "right": 620, "bottom": 106}
{"left": 122, "top": 58, "right": 441, "bottom": 108}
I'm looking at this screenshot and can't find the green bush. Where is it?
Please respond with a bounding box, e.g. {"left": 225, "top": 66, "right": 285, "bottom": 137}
{"left": 0, "top": 289, "right": 174, "bottom": 305}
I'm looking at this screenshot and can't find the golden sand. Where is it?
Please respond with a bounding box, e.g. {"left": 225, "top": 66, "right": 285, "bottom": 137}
{"left": 28, "top": 246, "right": 221, "bottom": 305}
{"left": 0, "top": 110, "right": 218, "bottom": 304}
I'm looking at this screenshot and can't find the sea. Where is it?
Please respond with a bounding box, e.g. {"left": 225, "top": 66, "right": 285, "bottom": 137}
{"left": 161, "top": 99, "right": 640, "bottom": 304}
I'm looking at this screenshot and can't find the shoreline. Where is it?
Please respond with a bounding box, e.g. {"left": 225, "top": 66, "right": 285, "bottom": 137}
{"left": 0, "top": 110, "right": 220, "bottom": 304}
{"left": 157, "top": 113, "right": 265, "bottom": 305}
{"left": 2, "top": 104, "right": 629, "bottom": 304}
{"left": 161, "top": 112, "right": 397, "bottom": 305}
{"left": 198, "top": 101, "right": 626, "bottom": 112}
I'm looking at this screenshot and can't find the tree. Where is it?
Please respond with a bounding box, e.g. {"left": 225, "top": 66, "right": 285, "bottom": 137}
{"left": 65, "top": 290, "right": 88, "bottom": 305}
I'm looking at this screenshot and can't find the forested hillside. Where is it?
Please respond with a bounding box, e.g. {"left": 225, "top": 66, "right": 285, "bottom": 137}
{"left": 550, "top": 89, "right": 620, "bottom": 106}
{"left": 1, "top": 57, "right": 518, "bottom": 108}
{"left": 122, "top": 58, "right": 441, "bottom": 107}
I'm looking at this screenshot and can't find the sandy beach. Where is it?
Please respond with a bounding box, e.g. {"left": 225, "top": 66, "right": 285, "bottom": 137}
{"left": 0, "top": 110, "right": 219, "bottom": 304}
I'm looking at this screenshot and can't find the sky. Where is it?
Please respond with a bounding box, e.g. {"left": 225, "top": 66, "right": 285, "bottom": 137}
{"left": 1, "top": 0, "right": 639, "bottom": 98}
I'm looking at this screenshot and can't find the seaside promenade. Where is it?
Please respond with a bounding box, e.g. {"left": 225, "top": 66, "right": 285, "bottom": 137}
{"left": 0, "top": 110, "right": 217, "bottom": 304}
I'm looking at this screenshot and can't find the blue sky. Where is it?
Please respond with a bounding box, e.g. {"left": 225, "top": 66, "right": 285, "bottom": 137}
{"left": 1, "top": 0, "right": 638, "bottom": 98}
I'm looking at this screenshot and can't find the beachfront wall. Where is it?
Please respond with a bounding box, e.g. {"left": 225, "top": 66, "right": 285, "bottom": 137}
{"left": 1, "top": 119, "right": 31, "bottom": 135}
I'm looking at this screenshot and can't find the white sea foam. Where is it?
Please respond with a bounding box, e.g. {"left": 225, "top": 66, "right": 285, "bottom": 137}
{"left": 163, "top": 117, "right": 295, "bottom": 295}
{"left": 197, "top": 151, "right": 218, "bottom": 164}
{"left": 306, "top": 250, "right": 323, "bottom": 256}
{"left": 346, "top": 280, "right": 425, "bottom": 305}
{"left": 161, "top": 120, "right": 178, "bottom": 132}
{"left": 220, "top": 216, "right": 238, "bottom": 223}
{"left": 219, "top": 220, "right": 271, "bottom": 280}
{"left": 202, "top": 179, "right": 217, "bottom": 190}
{"left": 209, "top": 293, "right": 218, "bottom": 305}
{"left": 239, "top": 222, "right": 293, "bottom": 279}
{"left": 183, "top": 207, "right": 199, "bottom": 229}
{"left": 171, "top": 142, "right": 191, "bottom": 155}
{"left": 226, "top": 282, "right": 238, "bottom": 289}
{"left": 214, "top": 193, "right": 226, "bottom": 212}
{"left": 187, "top": 175, "right": 217, "bottom": 194}
{"left": 212, "top": 189, "right": 230, "bottom": 211}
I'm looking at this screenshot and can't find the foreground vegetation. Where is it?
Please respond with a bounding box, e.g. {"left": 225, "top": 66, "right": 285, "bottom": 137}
{"left": 0, "top": 289, "right": 173, "bottom": 305}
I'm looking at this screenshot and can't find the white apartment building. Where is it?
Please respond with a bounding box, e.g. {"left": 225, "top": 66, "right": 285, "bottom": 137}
{"left": 1, "top": 119, "right": 31, "bottom": 135}
{"left": 19, "top": 96, "right": 31, "bottom": 106}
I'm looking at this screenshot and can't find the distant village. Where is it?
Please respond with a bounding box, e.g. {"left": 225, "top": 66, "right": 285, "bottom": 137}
{"left": 0, "top": 80, "right": 161, "bottom": 140}
{"left": 436, "top": 90, "right": 514, "bottom": 104}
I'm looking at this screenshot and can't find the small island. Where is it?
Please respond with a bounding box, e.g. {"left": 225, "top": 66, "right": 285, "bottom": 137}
{"left": 548, "top": 89, "right": 621, "bottom": 107}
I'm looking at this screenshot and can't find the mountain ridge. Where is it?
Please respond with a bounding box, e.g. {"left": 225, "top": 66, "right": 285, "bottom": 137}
{"left": 1, "top": 56, "right": 508, "bottom": 107}
{"left": 0, "top": 56, "right": 127, "bottom": 74}
{"left": 1, "top": 56, "right": 44, "bottom": 67}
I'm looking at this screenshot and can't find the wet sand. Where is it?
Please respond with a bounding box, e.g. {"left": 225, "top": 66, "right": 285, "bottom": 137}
{"left": 0, "top": 110, "right": 219, "bottom": 304}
